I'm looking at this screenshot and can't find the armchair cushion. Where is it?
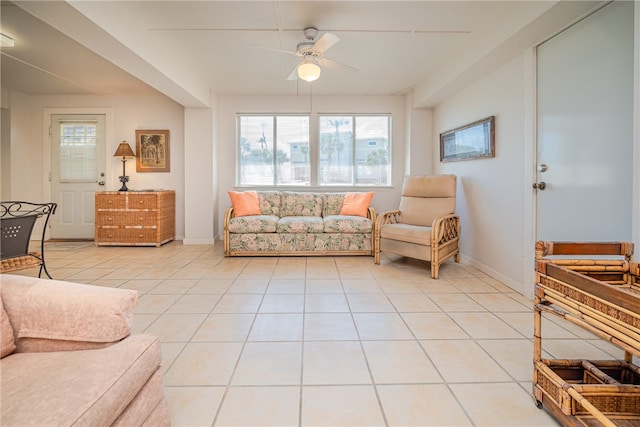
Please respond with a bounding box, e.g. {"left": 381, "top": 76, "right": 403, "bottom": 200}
{"left": 399, "top": 175, "right": 456, "bottom": 226}
{"left": 380, "top": 223, "right": 431, "bottom": 246}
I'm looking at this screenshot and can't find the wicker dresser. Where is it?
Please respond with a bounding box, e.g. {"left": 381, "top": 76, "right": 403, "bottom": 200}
{"left": 95, "top": 190, "right": 175, "bottom": 247}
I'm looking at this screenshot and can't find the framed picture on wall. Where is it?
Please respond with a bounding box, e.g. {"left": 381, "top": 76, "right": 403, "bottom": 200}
{"left": 136, "top": 130, "right": 170, "bottom": 172}
{"left": 440, "top": 116, "right": 495, "bottom": 162}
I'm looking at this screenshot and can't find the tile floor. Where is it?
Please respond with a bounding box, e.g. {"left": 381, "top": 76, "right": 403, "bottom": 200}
{"left": 15, "top": 241, "right": 629, "bottom": 426}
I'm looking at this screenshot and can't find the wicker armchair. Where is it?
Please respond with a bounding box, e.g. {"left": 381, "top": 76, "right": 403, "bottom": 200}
{"left": 374, "top": 175, "right": 460, "bottom": 279}
{"left": 1, "top": 201, "right": 57, "bottom": 278}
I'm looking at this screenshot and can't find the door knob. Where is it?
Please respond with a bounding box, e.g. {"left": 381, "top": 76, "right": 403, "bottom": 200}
{"left": 98, "top": 181, "right": 106, "bottom": 186}
{"left": 532, "top": 182, "right": 546, "bottom": 190}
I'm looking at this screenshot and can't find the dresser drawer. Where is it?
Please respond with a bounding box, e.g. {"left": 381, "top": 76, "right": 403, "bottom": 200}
{"left": 128, "top": 194, "right": 157, "bottom": 209}
{"left": 96, "top": 228, "right": 157, "bottom": 244}
{"left": 96, "top": 211, "right": 157, "bottom": 227}
{"left": 95, "top": 194, "right": 126, "bottom": 209}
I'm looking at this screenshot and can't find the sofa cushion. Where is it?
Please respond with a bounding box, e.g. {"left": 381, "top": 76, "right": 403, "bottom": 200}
{"left": 323, "top": 215, "right": 373, "bottom": 233}
{"left": 1, "top": 275, "right": 137, "bottom": 346}
{"left": 1, "top": 297, "right": 16, "bottom": 358}
{"left": 0, "top": 334, "right": 161, "bottom": 426}
{"left": 380, "top": 223, "right": 431, "bottom": 246}
{"left": 322, "top": 193, "right": 346, "bottom": 217}
{"left": 227, "top": 215, "right": 279, "bottom": 233}
{"left": 281, "top": 192, "right": 323, "bottom": 217}
{"left": 257, "top": 191, "right": 282, "bottom": 216}
{"left": 277, "top": 216, "right": 324, "bottom": 233}
{"left": 228, "top": 191, "right": 260, "bottom": 216}
{"left": 340, "top": 192, "right": 374, "bottom": 217}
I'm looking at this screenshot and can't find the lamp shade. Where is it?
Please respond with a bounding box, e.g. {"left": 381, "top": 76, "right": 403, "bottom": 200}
{"left": 114, "top": 141, "right": 136, "bottom": 158}
{"left": 297, "top": 61, "right": 321, "bottom": 82}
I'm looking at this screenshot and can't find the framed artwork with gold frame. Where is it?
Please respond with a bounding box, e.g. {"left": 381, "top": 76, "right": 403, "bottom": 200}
{"left": 136, "top": 129, "right": 170, "bottom": 172}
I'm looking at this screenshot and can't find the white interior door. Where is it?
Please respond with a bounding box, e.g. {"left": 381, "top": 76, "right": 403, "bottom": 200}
{"left": 536, "top": 1, "right": 633, "bottom": 242}
{"left": 50, "top": 114, "right": 107, "bottom": 239}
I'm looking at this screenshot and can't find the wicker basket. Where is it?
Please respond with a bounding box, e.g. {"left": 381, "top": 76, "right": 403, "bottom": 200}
{"left": 534, "top": 359, "right": 640, "bottom": 421}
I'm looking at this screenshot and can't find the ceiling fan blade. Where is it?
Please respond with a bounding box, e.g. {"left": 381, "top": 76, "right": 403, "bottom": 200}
{"left": 286, "top": 64, "right": 300, "bottom": 81}
{"left": 312, "top": 32, "right": 340, "bottom": 53}
{"left": 319, "top": 57, "right": 358, "bottom": 73}
{"left": 254, "top": 44, "right": 296, "bottom": 55}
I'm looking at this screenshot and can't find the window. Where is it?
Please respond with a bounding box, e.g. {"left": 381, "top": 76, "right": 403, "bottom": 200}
{"left": 319, "top": 115, "right": 390, "bottom": 186}
{"left": 238, "top": 115, "right": 310, "bottom": 186}
{"left": 237, "top": 114, "right": 391, "bottom": 187}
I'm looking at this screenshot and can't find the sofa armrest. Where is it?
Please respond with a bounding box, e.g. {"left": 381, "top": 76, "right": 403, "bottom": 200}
{"left": 1, "top": 275, "right": 137, "bottom": 353}
{"left": 224, "top": 206, "right": 235, "bottom": 256}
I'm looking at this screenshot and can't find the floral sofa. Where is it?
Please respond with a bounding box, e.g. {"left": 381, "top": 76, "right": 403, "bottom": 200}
{"left": 224, "top": 191, "right": 376, "bottom": 256}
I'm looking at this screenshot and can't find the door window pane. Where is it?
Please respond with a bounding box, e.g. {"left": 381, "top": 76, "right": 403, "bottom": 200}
{"left": 59, "top": 122, "right": 97, "bottom": 182}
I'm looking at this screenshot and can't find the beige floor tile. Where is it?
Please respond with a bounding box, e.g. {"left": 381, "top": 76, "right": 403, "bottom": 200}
{"left": 120, "top": 279, "right": 163, "bottom": 295}
{"left": 468, "top": 292, "right": 531, "bottom": 312}
{"left": 418, "top": 280, "right": 461, "bottom": 294}
{"left": 495, "top": 312, "right": 579, "bottom": 339}
{"left": 449, "top": 312, "right": 524, "bottom": 339}
{"left": 347, "top": 293, "right": 396, "bottom": 312}
{"left": 401, "top": 312, "right": 469, "bottom": 339}
{"left": 131, "top": 313, "right": 158, "bottom": 334}
{"left": 232, "top": 342, "right": 302, "bottom": 385}
{"left": 215, "top": 386, "right": 300, "bottom": 427}
{"left": 429, "top": 293, "right": 487, "bottom": 312}
{"left": 227, "top": 278, "right": 269, "bottom": 293}
{"left": 421, "top": 340, "right": 511, "bottom": 383}
{"left": 477, "top": 339, "right": 536, "bottom": 381}
{"left": 165, "top": 386, "right": 225, "bottom": 427}
{"left": 305, "top": 293, "right": 349, "bottom": 312}
{"left": 306, "top": 266, "right": 340, "bottom": 279}
{"left": 362, "top": 340, "right": 442, "bottom": 384}
{"left": 266, "top": 279, "right": 305, "bottom": 293}
{"left": 166, "top": 294, "right": 221, "bottom": 313}
{"left": 303, "top": 341, "right": 371, "bottom": 385}
{"left": 164, "top": 342, "right": 244, "bottom": 385}
{"left": 259, "top": 294, "right": 304, "bottom": 313}
{"left": 386, "top": 293, "right": 441, "bottom": 312}
{"left": 450, "top": 382, "right": 560, "bottom": 426}
{"left": 134, "top": 294, "right": 181, "bottom": 314}
{"left": 378, "top": 384, "right": 472, "bottom": 426}
{"left": 145, "top": 313, "right": 207, "bottom": 342}
{"left": 187, "top": 279, "right": 233, "bottom": 294}
{"left": 305, "top": 279, "right": 344, "bottom": 293}
{"left": 376, "top": 279, "right": 423, "bottom": 293}
{"left": 450, "top": 277, "right": 502, "bottom": 293}
{"left": 213, "top": 294, "right": 263, "bottom": 313}
{"left": 248, "top": 313, "right": 303, "bottom": 341}
{"left": 304, "top": 313, "right": 359, "bottom": 340}
{"left": 191, "top": 313, "right": 254, "bottom": 342}
{"left": 301, "top": 385, "right": 385, "bottom": 426}
{"left": 541, "top": 338, "right": 614, "bottom": 360}
{"left": 65, "top": 268, "right": 113, "bottom": 280}
{"left": 159, "top": 342, "right": 186, "bottom": 373}
{"left": 148, "top": 279, "right": 197, "bottom": 294}
{"left": 353, "top": 313, "right": 414, "bottom": 340}
{"left": 341, "top": 278, "right": 382, "bottom": 293}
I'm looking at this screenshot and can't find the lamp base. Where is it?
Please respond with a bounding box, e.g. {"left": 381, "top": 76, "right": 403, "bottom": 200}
{"left": 118, "top": 176, "right": 130, "bottom": 191}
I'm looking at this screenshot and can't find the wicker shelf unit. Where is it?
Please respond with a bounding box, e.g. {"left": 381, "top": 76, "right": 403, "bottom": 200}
{"left": 95, "top": 190, "right": 175, "bottom": 247}
{"left": 533, "top": 241, "right": 640, "bottom": 427}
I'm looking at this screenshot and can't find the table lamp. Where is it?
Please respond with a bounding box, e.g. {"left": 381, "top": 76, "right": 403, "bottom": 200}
{"left": 113, "top": 141, "right": 136, "bottom": 191}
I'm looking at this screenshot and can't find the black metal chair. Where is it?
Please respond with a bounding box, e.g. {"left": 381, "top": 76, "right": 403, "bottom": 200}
{"left": 1, "top": 201, "right": 57, "bottom": 278}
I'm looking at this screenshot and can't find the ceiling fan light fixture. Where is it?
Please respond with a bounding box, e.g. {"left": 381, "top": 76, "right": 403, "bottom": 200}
{"left": 298, "top": 61, "right": 321, "bottom": 82}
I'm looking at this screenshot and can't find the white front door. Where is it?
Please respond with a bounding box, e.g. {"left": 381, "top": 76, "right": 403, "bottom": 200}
{"left": 535, "top": 1, "right": 633, "bottom": 242}
{"left": 50, "top": 114, "right": 107, "bottom": 239}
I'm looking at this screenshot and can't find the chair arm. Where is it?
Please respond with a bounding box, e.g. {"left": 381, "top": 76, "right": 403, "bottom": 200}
{"left": 431, "top": 214, "right": 460, "bottom": 245}
{"left": 1, "top": 275, "right": 137, "bottom": 353}
{"left": 374, "top": 209, "right": 401, "bottom": 230}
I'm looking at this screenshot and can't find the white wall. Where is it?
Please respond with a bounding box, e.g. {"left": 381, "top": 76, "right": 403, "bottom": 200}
{"left": 215, "top": 94, "right": 408, "bottom": 237}
{"left": 3, "top": 90, "right": 187, "bottom": 240}
{"left": 433, "top": 55, "right": 528, "bottom": 294}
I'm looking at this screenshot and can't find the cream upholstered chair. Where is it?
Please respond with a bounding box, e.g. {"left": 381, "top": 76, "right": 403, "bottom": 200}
{"left": 374, "top": 175, "right": 460, "bottom": 279}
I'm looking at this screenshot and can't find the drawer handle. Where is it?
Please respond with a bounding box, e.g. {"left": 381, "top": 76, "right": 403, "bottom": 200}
{"left": 108, "top": 200, "right": 113, "bottom": 204}
{"left": 108, "top": 217, "right": 113, "bottom": 221}
{"left": 139, "top": 200, "right": 144, "bottom": 204}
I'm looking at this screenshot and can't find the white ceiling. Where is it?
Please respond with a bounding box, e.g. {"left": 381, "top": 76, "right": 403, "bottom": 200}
{"left": 1, "top": 1, "right": 603, "bottom": 108}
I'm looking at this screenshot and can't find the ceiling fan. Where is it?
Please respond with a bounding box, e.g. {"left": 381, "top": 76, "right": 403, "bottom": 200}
{"left": 258, "top": 27, "right": 358, "bottom": 82}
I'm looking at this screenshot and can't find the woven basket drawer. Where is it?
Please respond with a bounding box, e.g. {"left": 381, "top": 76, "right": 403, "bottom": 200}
{"left": 96, "top": 212, "right": 157, "bottom": 227}
{"left": 128, "top": 194, "right": 157, "bottom": 209}
{"left": 96, "top": 228, "right": 157, "bottom": 244}
{"left": 95, "top": 194, "right": 126, "bottom": 209}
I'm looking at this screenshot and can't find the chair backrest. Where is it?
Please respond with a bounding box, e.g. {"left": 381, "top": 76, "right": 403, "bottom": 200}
{"left": 398, "top": 175, "right": 456, "bottom": 226}
{"left": 0, "top": 201, "right": 57, "bottom": 260}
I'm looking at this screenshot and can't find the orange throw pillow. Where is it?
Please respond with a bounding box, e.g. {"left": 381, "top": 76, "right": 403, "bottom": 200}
{"left": 340, "top": 192, "right": 374, "bottom": 217}
{"left": 228, "top": 191, "right": 261, "bottom": 217}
